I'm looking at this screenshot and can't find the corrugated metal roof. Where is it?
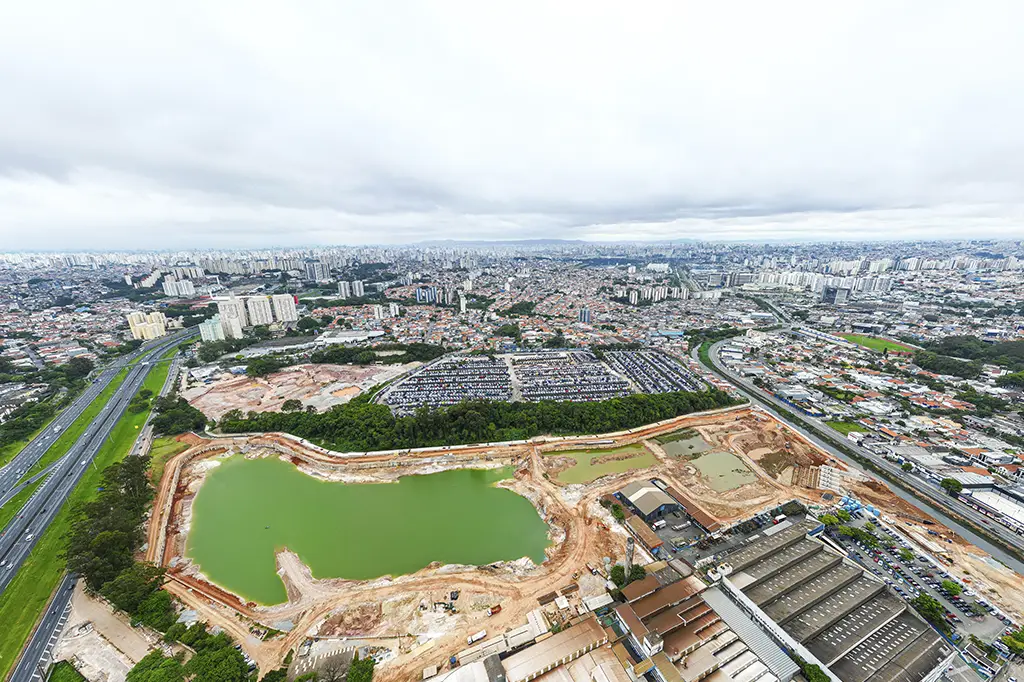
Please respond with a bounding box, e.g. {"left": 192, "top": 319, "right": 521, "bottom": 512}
{"left": 700, "top": 586, "right": 800, "bottom": 681}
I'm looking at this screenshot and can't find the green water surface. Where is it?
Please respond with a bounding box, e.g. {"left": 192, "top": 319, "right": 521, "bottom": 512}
{"left": 546, "top": 444, "right": 657, "bottom": 484}
{"left": 186, "top": 457, "right": 550, "bottom": 604}
{"left": 691, "top": 451, "right": 756, "bottom": 492}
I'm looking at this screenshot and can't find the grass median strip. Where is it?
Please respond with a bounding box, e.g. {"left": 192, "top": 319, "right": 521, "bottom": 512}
{"left": 0, "top": 479, "right": 44, "bottom": 534}
{"left": 0, "top": 362, "right": 170, "bottom": 680}
{"left": 149, "top": 436, "right": 189, "bottom": 484}
{"left": 16, "top": 369, "right": 129, "bottom": 485}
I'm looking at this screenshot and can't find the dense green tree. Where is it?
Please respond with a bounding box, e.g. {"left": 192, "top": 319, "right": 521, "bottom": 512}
{"left": 151, "top": 396, "right": 207, "bottom": 435}
{"left": 197, "top": 338, "right": 257, "bottom": 363}
{"left": 911, "top": 594, "right": 950, "bottom": 633}
{"left": 184, "top": 645, "right": 249, "bottom": 682}
{"left": 941, "top": 579, "right": 962, "bottom": 596}
{"left": 281, "top": 399, "right": 303, "bottom": 412}
{"left": 246, "top": 357, "right": 285, "bottom": 377}
{"left": 134, "top": 589, "right": 178, "bottom": 632}
{"left": 126, "top": 651, "right": 185, "bottom": 682}
{"left": 100, "top": 563, "right": 166, "bottom": 614}
{"left": 65, "top": 456, "right": 155, "bottom": 590}
{"left": 220, "top": 389, "right": 738, "bottom": 453}
{"left": 610, "top": 565, "right": 626, "bottom": 587}
{"left": 64, "top": 356, "right": 95, "bottom": 380}
{"left": 913, "top": 351, "right": 982, "bottom": 379}
{"left": 296, "top": 317, "right": 321, "bottom": 332}
{"left": 940, "top": 478, "right": 963, "bottom": 496}
{"left": 346, "top": 655, "right": 374, "bottom": 682}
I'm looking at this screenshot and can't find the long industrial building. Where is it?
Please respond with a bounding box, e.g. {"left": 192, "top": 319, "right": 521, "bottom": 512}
{"left": 712, "top": 519, "right": 954, "bottom": 682}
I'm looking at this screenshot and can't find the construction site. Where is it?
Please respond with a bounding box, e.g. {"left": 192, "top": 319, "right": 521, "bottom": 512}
{"left": 181, "top": 362, "right": 415, "bottom": 420}
{"left": 117, "top": 403, "right": 1024, "bottom": 681}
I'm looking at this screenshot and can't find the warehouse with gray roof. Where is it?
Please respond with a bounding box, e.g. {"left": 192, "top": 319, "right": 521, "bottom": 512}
{"left": 712, "top": 519, "right": 954, "bottom": 682}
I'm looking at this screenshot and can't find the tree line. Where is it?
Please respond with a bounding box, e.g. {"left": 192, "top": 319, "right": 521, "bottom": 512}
{"left": 65, "top": 455, "right": 263, "bottom": 682}
{"left": 220, "top": 389, "right": 739, "bottom": 452}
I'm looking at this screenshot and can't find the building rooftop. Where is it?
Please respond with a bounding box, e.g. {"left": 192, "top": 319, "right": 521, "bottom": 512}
{"left": 502, "top": 616, "right": 608, "bottom": 682}
{"left": 720, "top": 522, "right": 951, "bottom": 682}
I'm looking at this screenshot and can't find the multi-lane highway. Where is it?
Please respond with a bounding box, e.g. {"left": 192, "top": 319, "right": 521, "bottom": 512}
{"left": 0, "top": 365, "right": 124, "bottom": 505}
{"left": 703, "top": 336, "right": 1024, "bottom": 575}
{"left": 8, "top": 574, "right": 76, "bottom": 682}
{"left": 0, "top": 330, "right": 195, "bottom": 592}
{"left": 2, "top": 330, "right": 194, "bottom": 681}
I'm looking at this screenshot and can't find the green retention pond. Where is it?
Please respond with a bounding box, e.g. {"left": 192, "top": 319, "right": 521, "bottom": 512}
{"left": 654, "top": 429, "right": 712, "bottom": 459}
{"left": 546, "top": 444, "right": 657, "bottom": 485}
{"left": 691, "top": 451, "right": 756, "bottom": 492}
{"left": 186, "top": 457, "right": 550, "bottom": 605}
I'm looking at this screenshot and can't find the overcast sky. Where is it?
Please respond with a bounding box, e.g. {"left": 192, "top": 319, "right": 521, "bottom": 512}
{"left": 1, "top": 1, "right": 1023, "bottom": 250}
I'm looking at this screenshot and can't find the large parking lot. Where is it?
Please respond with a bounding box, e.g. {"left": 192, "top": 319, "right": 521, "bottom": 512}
{"left": 829, "top": 516, "right": 1014, "bottom": 642}
{"left": 379, "top": 348, "right": 707, "bottom": 411}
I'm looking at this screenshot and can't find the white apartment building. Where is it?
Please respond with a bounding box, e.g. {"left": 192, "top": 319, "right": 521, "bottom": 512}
{"left": 199, "top": 314, "right": 226, "bottom": 342}
{"left": 271, "top": 294, "right": 298, "bottom": 323}
{"left": 246, "top": 296, "right": 274, "bottom": 326}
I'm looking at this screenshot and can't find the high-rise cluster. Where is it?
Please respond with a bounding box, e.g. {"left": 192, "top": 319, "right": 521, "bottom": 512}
{"left": 203, "top": 294, "right": 299, "bottom": 341}
{"left": 126, "top": 311, "right": 167, "bottom": 340}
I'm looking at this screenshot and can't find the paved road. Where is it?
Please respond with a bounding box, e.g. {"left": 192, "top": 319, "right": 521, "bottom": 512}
{"left": 704, "top": 337, "right": 1024, "bottom": 575}
{"left": 0, "top": 366, "right": 122, "bottom": 502}
{"left": 0, "top": 330, "right": 195, "bottom": 593}
{"left": 8, "top": 573, "right": 76, "bottom": 682}
{"left": 3, "top": 331, "right": 194, "bottom": 680}
{"left": 0, "top": 334, "right": 189, "bottom": 504}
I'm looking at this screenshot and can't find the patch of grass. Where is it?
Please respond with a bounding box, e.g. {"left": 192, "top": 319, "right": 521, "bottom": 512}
{"left": 838, "top": 334, "right": 915, "bottom": 354}
{"left": 0, "top": 440, "right": 28, "bottom": 469}
{"left": 149, "top": 436, "right": 189, "bottom": 484}
{"left": 48, "top": 660, "right": 86, "bottom": 681}
{"left": 17, "top": 370, "right": 128, "bottom": 484}
{"left": 827, "top": 421, "right": 867, "bottom": 435}
{"left": 0, "top": 363, "right": 170, "bottom": 680}
{"left": 0, "top": 479, "right": 44, "bottom": 533}
{"left": 653, "top": 428, "right": 698, "bottom": 445}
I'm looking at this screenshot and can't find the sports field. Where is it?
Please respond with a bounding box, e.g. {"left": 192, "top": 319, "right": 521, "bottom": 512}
{"left": 838, "top": 334, "right": 915, "bottom": 354}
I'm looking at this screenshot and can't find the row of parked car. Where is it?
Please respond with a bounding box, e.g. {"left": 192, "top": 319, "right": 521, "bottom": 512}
{"left": 832, "top": 515, "right": 1018, "bottom": 635}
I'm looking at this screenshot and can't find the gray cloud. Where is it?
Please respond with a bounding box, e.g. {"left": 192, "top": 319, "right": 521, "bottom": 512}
{"left": 0, "top": 1, "right": 1023, "bottom": 250}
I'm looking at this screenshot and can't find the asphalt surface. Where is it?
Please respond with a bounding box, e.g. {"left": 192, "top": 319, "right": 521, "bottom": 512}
{"left": 1, "top": 330, "right": 194, "bottom": 680}
{"left": 704, "top": 336, "right": 1024, "bottom": 575}
{"left": 0, "top": 365, "right": 124, "bottom": 504}
{"left": 8, "top": 573, "right": 76, "bottom": 682}
{"left": 0, "top": 330, "right": 193, "bottom": 593}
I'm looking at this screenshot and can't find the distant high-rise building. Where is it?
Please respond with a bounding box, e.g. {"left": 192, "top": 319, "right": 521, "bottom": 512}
{"left": 459, "top": 295, "right": 467, "bottom": 314}
{"left": 415, "top": 286, "right": 437, "bottom": 303}
{"left": 221, "top": 315, "right": 244, "bottom": 339}
{"left": 337, "top": 281, "right": 352, "bottom": 298}
{"left": 373, "top": 304, "right": 385, "bottom": 319}
{"left": 578, "top": 307, "right": 592, "bottom": 324}
{"left": 126, "top": 311, "right": 167, "bottom": 340}
{"left": 246, "top": 296, "right": 274, "bottom": 326}
{"left": 271, "top": 294, "right": 298, "bottom": 323}
{"left": 821, "top": 286, "right": 850, "bottom": 305}
{"left": 304, "top": 260, "right": 329, "bottom": 282}
{"left": 628, "top": 290, "right": 639, "bottom": 305}
{"left": 123, "top": 274, "right": 133, "bottom": 286}
{"left": 389, "top": 302, "right": 400, "bottom": 317}
{"left": 351, "top": 280, "right": 365, "bottom": 297}
{"left": 217, "top": 295, "right": 248, "bottom": 329}
{"left": 199, "top": 314, "right": 225, "bottom": 342}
